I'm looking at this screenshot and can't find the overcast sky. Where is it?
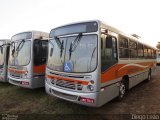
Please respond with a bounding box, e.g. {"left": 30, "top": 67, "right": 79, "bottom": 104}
{"left": 0, "top": 0, "right": 160, "bottom": 47}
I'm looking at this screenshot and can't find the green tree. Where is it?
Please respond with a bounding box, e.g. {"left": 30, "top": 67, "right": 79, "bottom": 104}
{"left": 156, "top": 42, "right": 160, "bottom": 49}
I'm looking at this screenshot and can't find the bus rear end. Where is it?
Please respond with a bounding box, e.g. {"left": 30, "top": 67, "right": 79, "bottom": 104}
{"left": 45, "top": 21, "right": 101, "bottom": 107}
{"left": 8, "top": 31, "right": 48, "bottom": 88}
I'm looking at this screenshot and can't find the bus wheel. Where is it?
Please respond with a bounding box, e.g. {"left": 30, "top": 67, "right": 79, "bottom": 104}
{"left": 147, "top": 70, "right": 151, "bottom": 82}
{"left": 118, "top": 80, "right": 126, "bottom": 100}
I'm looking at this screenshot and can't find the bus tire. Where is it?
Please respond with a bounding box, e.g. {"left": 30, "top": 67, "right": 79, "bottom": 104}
{"left": 118, "top": 80, "right": 126, "bottom": 100}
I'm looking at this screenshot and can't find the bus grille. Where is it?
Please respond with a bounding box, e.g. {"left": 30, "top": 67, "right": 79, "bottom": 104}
{"left": 52, "top": 89, "right": 78, "bottom": 101}
{"left": 56, "top": 80, "right": 76, "bottom": 89}
{"left": 51, "top": 79, "right": 83, "bottom": 91}
{"left": 10, "top": 72, "right": 21, "bottom": 79}
{"left": 10, "top": 79, "right": 21, "bottom": 84}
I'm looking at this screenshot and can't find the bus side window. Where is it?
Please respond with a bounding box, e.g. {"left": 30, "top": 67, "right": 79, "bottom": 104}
{"left": 119, "top": 37, "right": 129, "bottom": 58}
{"left": 112, "top": 37, "right": 118, "bottom": 60}
{"left": 106, "top": 36, "right": 118, "bottom": 62}
{"left": 101, "top": 34, "right": 118, "bottom": 72}
{"left": 34, "top": 40, "right": 48, "bottom": 66}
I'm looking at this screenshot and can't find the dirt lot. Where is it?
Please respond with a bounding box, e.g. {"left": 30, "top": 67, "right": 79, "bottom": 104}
{"left": 0, "top": 67, "right": 160, "bottom": 120}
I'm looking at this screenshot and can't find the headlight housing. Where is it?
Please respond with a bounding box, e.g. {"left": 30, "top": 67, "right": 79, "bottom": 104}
{"left": 87, "top": 85, "right": 94, "bottom": 91}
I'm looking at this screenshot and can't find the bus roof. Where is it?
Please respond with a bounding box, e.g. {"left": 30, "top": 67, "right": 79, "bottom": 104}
{"left": 50, "top": 20, "right": 100, "bottom": 30}
{"left": 11, "top": 30, "right": 49, "bottom": 40}
{"left": 0, "top": 39, "right": 11, "bottom": 43}
{"left": 100, "top": 20, "right": 157, "bottom": 50}
{"left": 50, "top": 20, "right": 156, "bottom": 50}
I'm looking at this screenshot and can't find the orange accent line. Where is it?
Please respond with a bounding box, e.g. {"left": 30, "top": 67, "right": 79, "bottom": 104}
{"left": 47, "top": 74, "right": 89, "bottom": 85}
{"left": 101, "top": 62, "right": 155, "bottom": 83}
{"left": 8, "top": 68, "right": 26, "bottom": 74}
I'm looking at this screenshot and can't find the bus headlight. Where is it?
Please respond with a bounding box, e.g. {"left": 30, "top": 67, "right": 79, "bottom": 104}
{"left": 87, "top": 85, "right": 94, "bottom": 91}
{"left": 24, "top": 71, "right": 28, "bottom": 75}
{"left": 22, "top": 71, "right": 29, "bottom": 79}
{"left": 22, "top": 74, "right": 28, "bottom": 79}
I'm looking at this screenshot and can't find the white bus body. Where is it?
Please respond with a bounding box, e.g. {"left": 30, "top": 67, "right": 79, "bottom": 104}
{"left": 45, "top": 20, "right": 156, "bottom": 107}
{"left": 8, "top": 31, "right": 48, "bottom": 88}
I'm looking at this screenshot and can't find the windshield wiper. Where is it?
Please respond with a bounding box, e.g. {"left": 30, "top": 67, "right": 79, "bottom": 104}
{"left": 16, "top": 39, "right": 25, "bottom": 51}
{"left": 49, "top": 40, "right": 54, "bottom": 57}
{"left": 89, "top": 47, "right": 97, "bottom": 71}
{"left": 0, "top": 43, "right": 10, "bottom": 53}
{"left": 69, "top": 33, "right": 82, "bottom": 60}
{"left": 11, "top": 40, "right": 25, "bottom": 57}
{"left": 54, "top": 37, "right": 64, "bottom": 58}
{"left": 10, "top": 41, "right": 16, "bottom": 57}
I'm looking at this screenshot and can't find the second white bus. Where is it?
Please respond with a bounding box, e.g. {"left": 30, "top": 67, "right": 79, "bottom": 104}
{"left": 8, "top": 31, "right": 48, "bottom": 88}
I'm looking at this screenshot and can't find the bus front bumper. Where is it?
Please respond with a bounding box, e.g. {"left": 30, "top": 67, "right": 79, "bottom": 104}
{"left": 8, "top": 76, "right": 32, "bottom": 88}
{"left": 45, "top": 83, "right": 100, "bottom": 107}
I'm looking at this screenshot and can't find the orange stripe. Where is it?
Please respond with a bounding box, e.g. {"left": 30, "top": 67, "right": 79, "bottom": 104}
{"left": 47, "top": 74, "right": 89, "bottom": 85}
{"left": 8, "top": 68, "right": 26, "bottom": 74}
{"left": 101, "top": 62, "right": 155, "bottom": 83}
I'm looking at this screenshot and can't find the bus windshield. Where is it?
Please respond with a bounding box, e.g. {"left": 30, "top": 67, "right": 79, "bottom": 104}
{"left": 0, "top": 41, "right": 5, "bottom": 66}
{"left": 9, "top": 40, "right": 31, "bottom": 66}
{"left": 47, "top": 34, "right": 97, "bottom": 73}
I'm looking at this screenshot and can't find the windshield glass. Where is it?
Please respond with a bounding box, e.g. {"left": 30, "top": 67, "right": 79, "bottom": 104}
{"left": 9, "top": 40, "right": 31, "bottom": 66}
{"left": 0, "top": 41, "right": 5, "bottom": 66}
{"left": 47, "top": 35, "right": 97, "bottom": 73}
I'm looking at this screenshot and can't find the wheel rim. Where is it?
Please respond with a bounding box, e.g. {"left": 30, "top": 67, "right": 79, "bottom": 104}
{"left": 119, "top": 83, "right": 125, "bottom": 98}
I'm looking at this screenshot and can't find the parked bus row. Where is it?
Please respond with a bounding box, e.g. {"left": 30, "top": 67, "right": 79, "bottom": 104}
{"left": 0, "top": 20, "right": 157, "bottom": 107}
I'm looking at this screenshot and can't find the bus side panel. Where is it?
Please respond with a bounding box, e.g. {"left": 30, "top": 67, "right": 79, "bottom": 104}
{"left": 129, "top": 62, "right": 156, "bottom": 89}
{"left": 33, "top": 64, "right": 46, "bottom": 73}
{"left": 101, "top": 64, "right": 124, "bottom": 83}
{"left": 101, "top": 62, "right": 155, "bottom": 83}
{"left": 99, "top": 81, "right": 119, "bottom": 106}
{"left": 32, "top": 64, "right": 46, "bottom": 88}
{"left": 129, "top": 71, "right": 147, "bottom": 89}
{"left": 100, "top": 61, "right": 155, "bottom": 102}
{"left": 151, "top": 65, "right": 157, "bottom": 76}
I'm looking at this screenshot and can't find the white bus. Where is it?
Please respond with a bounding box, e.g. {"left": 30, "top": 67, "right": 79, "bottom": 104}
{"left": 8, "top": 31, "right": 48, "bottom": 88}
{"left": 45, "top": 20, "right": 157, "bottom": 107}
{"left": 0, "top": 39, "right": 10, "bottom": 82}
{"left": 157, "top": 52, "right": 160, "bottom": 65}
